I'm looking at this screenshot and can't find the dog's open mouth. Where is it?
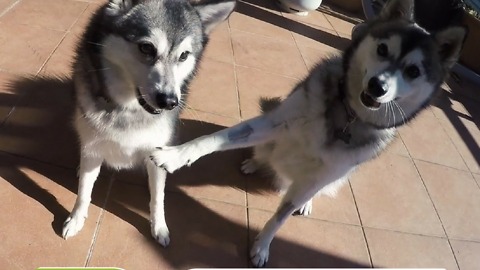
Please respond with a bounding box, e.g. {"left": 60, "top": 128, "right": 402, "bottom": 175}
{"left": 136, "top": 88, "right": 161, "bottom": 115}
{"left": 360, "top": 91, "right": 381, "bottom": 110}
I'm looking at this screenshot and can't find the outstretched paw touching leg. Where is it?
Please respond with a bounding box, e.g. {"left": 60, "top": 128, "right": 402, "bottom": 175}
{"left": 150, "top": 145, "right": 195, "bottom": 173}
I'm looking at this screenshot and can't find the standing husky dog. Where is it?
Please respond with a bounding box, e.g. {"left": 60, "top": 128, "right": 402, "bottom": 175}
{"left": 150, "top": 0, "right": 466, "bottom": 266}
{"left": 62, "top": 0, "right": 236, "bottom": 247}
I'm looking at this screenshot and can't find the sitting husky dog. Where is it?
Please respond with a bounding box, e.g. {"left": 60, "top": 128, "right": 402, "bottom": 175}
{"left": 150, "top": 0, "right": 466, "bottom": 266}
{"left": 62, "top": 0, "right": 236, "bottom": 247}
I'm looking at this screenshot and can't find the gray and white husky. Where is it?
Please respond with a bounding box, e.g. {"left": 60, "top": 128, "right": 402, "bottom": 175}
{"left": 150, "top": 0, "right": 466, "bottom": 266}
{"left": 62, "top": 0, "right": 236, "bottom": 247}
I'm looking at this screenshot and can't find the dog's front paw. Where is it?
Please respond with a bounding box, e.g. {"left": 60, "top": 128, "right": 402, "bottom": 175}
{"left": 151, "top": 222, "right": 170, "bottom": 247}
{"left": 62, "top": 215, "right": 85, "bottom": 239}
{"left": 149, "top": 146, "right": 193, "bottom": 173}
{"left": 250, "top": 237, "right": 270, "bottom": 267}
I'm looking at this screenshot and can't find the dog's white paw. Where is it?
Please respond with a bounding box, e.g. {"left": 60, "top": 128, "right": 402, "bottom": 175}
{"left": 151, "top": 223, "right": 170, "bottom": 247}
{"left": 250, "top": 237, "right": 270, "bottom": 267}
{"left": 241, "top": 159, "right": 259, "bottom": 175}
{"left": 62, "top": 215, "right": 85, "bottom": 239}
{"left": 149, "top": 146, "right": 193, "bottom": 173}
{"left": 296, "top": 200, "right": 313, "bottom": 216}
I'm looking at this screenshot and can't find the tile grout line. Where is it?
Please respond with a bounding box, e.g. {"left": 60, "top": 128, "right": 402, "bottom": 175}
{"left": 428, "top": 104, "right": 480, "bottom": 187}
{"left": 84, "top": 173, "right": 115, "bottom": 266}
{"left": 227, "top": 19, "right": 243, "bottom": 121}
{"left": 35, "top": 3, "right": 90, "bottom": 76}
{"left": 0, "top": 0, "right": 21, "bottom": 18}
{"left": 347, "top": 180, "right": 374, "bottom": 268}
{"left": 404, "top": 135, "right": 462, "bottom": 270}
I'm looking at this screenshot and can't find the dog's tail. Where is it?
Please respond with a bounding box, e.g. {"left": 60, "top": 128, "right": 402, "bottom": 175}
{"left": 259, "top": 97, "right": 282, "bottom": 113}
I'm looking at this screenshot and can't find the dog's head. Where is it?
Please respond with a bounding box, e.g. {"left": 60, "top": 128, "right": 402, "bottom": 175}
{"left": 97, "top": 0, "right": 235, "bottom": 114}
{"left": 344, "top": 0, "right": 466, "bottom": 128}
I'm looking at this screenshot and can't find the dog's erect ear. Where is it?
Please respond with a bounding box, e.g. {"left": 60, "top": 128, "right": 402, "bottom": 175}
{"left": 192, "top": 0, "right": 236, "bottom": 34}
{"left": 379, "top": 0, "right": 414, "bottom": 21}
{"left": 106, "top": 0, "right": 140, "bottom": 16}
{"left": 435, "top": 26, "right": 467, "bottom": 69}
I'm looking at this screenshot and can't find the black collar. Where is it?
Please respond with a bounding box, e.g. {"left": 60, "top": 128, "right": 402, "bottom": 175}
{"left": 335, "top": 77, "right": 357, "bottom": 144}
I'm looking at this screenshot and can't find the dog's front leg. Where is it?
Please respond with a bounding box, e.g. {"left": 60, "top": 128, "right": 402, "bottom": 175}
{"left": 63, "top": 155, "right": 103, "bottom": 239}
{"left": 150, "top": 115, "right": 280, "bottom": 173}
{"left": 146, "top": 159, "right": 170, "bottom": 247}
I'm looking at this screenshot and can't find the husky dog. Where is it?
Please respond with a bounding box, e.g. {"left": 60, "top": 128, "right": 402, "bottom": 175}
{"left": 62, "top": 0, "right": 236, "bottom": 246}
{"left": 150, "top": 0, "right": 466, "bottom": 266}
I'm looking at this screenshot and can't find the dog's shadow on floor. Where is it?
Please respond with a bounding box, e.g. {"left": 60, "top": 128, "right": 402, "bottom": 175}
{"left": 0, "top": 75, "right": 369, "bottom": 268}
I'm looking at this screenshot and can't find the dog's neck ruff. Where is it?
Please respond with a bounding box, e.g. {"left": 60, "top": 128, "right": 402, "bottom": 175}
{"left": 335, "top": 77, "right": 357, "bottom": 144}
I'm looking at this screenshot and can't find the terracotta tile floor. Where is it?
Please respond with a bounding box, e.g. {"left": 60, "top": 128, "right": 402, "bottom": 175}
{"left": 1, "top": 0, "right": 479, "bottom": 269}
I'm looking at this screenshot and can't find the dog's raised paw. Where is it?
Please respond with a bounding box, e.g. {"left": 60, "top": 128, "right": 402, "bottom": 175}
{"left": 62, "top": 215, "right": 85, "bottom": 239}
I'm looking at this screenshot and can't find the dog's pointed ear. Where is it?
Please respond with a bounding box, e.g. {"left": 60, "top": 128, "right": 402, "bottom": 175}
{"left": 106, "top": 0, "right": 139, "bottom": 16}
{"left": 379, "top": 0, "right": 414, "bottom": 21}
{"left": 192, "top": 0, "right": 236, "bottom": 34}
{"left": 435, "top": 26, "right": 467, "bottom": 69}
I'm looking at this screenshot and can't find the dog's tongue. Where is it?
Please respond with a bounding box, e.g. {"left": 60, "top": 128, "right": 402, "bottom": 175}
{"left": 361, "top": 91, "right": 381, "bottom": 109}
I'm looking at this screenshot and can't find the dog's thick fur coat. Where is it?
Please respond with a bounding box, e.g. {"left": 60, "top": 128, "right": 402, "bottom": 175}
{"left": 63, "top": 0, "right": 236, "bottom": 246}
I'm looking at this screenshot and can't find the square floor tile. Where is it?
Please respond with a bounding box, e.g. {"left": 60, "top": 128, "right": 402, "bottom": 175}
{"left": 187, "top": 59, "right": 239, "bottom": 118}
{"left": 89, "top": 184, "right": 248, "bottom": 268}
{"left": 246, "top": 175, "right": 361, "bottom": 225}
{"left": 230, "top": 3, "right": 293, "bottom": 41}
{"left": 0, "top": 152, "right": 109, "bottom": 268}
{"left": 416, "top": 160, "right": 480, "bottom": 241}
{"left": 297, "top": 43, "right": 341, "bottom": 71}
{"left": 399, "top": 109, "right": 468, "bottom": 171}
{"left": 350, "top": 153, "right": 445, "bottom": 236}
{"left": 39, "top": 32, "right": 79, "bottom": 76}
{"left": 365, "top": 228, "right": 458, "bottom": 270}
{"left": 248, "top": 209, "right": 370, "bottom": 267}
{"left": 231, "top": 30, "right": 307, "bottom": 78}
{"left": 0, "top": 76, "right": 79, "bottom": 169}
{"left": 1, "top": 0, "right": 88, "bottom": 32}
{"left": 236, "top": 65, "right": 299, "bottom": 119}
{"left": 450, "top": 240, "right": 480, "bottom": 270}
{"left": 291, "top": 23, "right": 350, "bottom": 52}
{"left": 431, "top": 93, "right": 480, "bottom": 174}
{"left": 202, "top": 21, "right": 234, "bottom": 64}
{"left": 0, "top": 22, "right": 64, "bottom": 74}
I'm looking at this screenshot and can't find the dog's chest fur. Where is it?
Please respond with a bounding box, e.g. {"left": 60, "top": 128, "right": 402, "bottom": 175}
{"left": 74, "top": 83, "right": 178, "bottom": 169}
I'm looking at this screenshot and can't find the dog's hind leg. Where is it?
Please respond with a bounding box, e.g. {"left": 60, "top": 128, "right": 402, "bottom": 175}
{"left": 250, "top": 165, "right": 348, "bottom": 267}
{"left": 146, "top": 159, "right": 170, "bottom": 247}
{"left": 63, "top": 155, "right": 103, "bottom": 239}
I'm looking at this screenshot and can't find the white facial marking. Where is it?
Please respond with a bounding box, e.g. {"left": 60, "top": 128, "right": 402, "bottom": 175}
{"left": 151, "top": 29, "right": 169, "bottom": 57}
{"left": 173, "top": 37, "right": 195, "bottom": 99}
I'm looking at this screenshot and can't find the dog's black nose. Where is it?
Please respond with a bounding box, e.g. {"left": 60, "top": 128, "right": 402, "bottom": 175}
{"left": 156, "top": 93, "right": 178, "bottom": 110}
{"left": 367, "top": 77, "right": 388, "bottom": 98}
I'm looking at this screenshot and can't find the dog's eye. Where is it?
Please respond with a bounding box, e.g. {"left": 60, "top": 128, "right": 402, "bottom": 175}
{"left": 405, "top": 64, "right": 421, "bottom": 79}
{"left": 178, "top": 51, "right": 190, "bottom": 62}
{"left": 138, "top": 42, "right": 156, "bottom": 57}
{"left": 377, "top": 43, "right": 388, "bottom": 57}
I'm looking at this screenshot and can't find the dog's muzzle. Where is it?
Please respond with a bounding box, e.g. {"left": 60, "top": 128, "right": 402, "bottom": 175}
{"left": 136, "top": 88, "right": 162, "bottom": 114}
{"left": 360, "top": 77, "right": 385, "bottom": 110}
